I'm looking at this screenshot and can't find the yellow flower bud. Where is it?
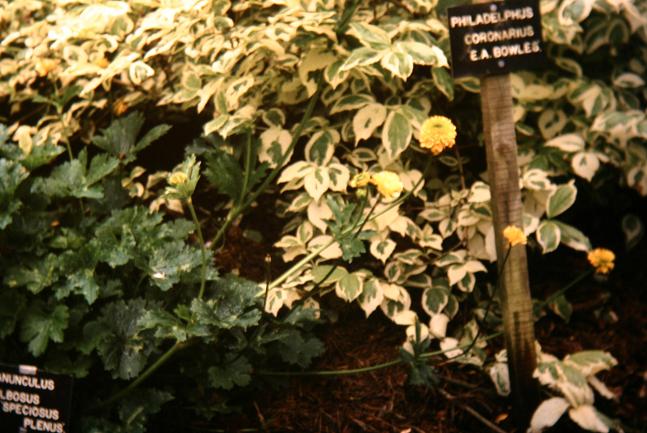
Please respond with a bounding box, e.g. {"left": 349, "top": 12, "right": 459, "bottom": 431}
{"left": 169, "top": 171, "right": 188, "bottom": 186}
{"left": 370, "top": 171, "right": 403, "bottom": 200}
{"left": 503, "top": 225, "right": 527, "bottom": 246}
{"left": 587, "top": 248, "right": 615, "bottom": 274}
{"left": 349, "top": 172, "right": 372, "bottom": 188}
{"left": 420, "top": 115, "right": 457, "bottom": 155}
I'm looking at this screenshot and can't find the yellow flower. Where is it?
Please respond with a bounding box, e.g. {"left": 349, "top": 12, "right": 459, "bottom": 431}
{"left": 419, "top": 115, "right": 457, "bottom": 155}
{"left": 503, "top": 225, "right": 527, "bottom": 246}
{"left": 349, "top": 172, "right": 372, "bottom": 188}
{"left": 113, "top": 100, "right": 128, "bottom": 116}
{"left": 169, "top": 171, "right": 188, "bottom": 186}
{"left": 35, "top": 59, "right": 58, "bottom": 77}
{"left": 93, "top": 57, "right": 110, "bottom": 68}
{"left": 587, "top": 248, "right": 615, "bottom": 274}
{"left": 370, "top": 171, "right": 403, "bottom": 200}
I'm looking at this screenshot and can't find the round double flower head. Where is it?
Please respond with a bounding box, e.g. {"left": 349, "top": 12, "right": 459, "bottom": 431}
{"left": 503, "top": 225, "right": 527, "bottom": 246}
{"left": 419, "top": 115, "right": 457, "bottom": 155}
{"left": 370, "top": 171, "right": 403, "bottom": 200}
{"left": 587, "top": 248, "right": 615, "bottom": 274}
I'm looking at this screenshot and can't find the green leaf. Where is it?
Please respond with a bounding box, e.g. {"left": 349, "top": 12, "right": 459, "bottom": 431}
{"left": 86, "top": 153, "right": 120, "bottom": 186}
{"left": 204, "top": 148, "right": 243, "bottom": 202}
{"left": 311, "top": 265, "right": 347, "bottom": 286}
{"left": 82, "top": 299, "right": 158, "bottom": 379}
{"left": 549, "top": 294, "right": 573, "bottom": 322}
{"left": 422, "top": 285, "right": 449, "bottom": 315}
{"left": 275, "top": 329, "right": 324, "bottom": 368}
{"left": 553, "top": 221, "right": 592, "bottom": 252}
{"left": 208, "top": 355, "right": 252, "bottom": 390}
{"left": 148, "top": 240, "right": 202, "bottom": 291}
{"left": 537, "top": 220, "right": 561, "bottom": 253}
{"left": 382, "top": 109, "right": 412, "bottom": 160}
{"left": 380, "top": 50, "right": 414, "bottom": 80}
{"left": 339, "top": 47, "right": 384, "bottom": 72}
{"left": 0, "top": 158, "right": 28, "bottom": 228}
{"left": 432, "top": 67, "right": 454, "bottom": 101}
{"left": 0, "top": 290, "right": 26, "bottom": 338}
{"left": 546, "top": 182, "right": 577, "bottom": 218}
{"left": 348, "top": 22, "right": 391, "bottom": 49}
{"left": 4, "top": 254, "right": 59, "bottom": 294}
{"left": 335, "top": 272, "right": 362, "bottom": 302}
{"left": 138, "top": 309, "right": 188, "bottom": 342}
{"left": 330, "top": 94, "right": 373, "bottom": 114}
{"left": 57, "top": 269, "right": 101, "bottom": 304}
{"left": 20, "top": 303, "right": 69, "bottom": 357}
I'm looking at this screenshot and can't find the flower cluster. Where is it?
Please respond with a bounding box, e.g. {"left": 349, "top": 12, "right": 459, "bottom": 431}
{"left": 349, "top": 170, "right": 403, "bottom": 200}
{"left": 419, "top": 116, "right": 457, "bottom": 155}
{"left": 587, "top": 248, "right": 615, "bottom": 274}
{"left": 503, "top": 225, "right": 527, "bottom": 246}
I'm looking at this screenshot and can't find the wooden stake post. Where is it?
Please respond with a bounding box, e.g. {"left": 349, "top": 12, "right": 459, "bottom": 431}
{"left": 447, "top": 0, "right": 544, "bottom": 426}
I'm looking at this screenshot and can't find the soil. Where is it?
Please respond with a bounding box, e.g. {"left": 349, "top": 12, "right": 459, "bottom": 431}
{"left": 194, "top": 215, "right": 647, "bottom": 433}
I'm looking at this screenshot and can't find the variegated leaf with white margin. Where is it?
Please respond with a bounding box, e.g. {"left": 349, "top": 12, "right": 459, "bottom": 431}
{"left": 335, "top": 271, "right": 363, "bottom": 302}
{"left": 339, "top": 47, "right": 384, "bottom": 72}
{"left": 264, "top": 288, "right": 301, "bottom": 316}
{"left": 308, "top": 235, "right": 342, "bottom": 260}
{"left": 347, "top": 22, "right": 391, "bottom": 50}
{"left": 523, "top": 168, "right": 553, "bottom": 191}
{"left": 259, "top": 126, "right": 292, "bottom": 168}
{"left": 557, "top": 0, "right": 594, "bottom": 25}
{"left": 553, "top": 221, "right": 591, "bottom": 251}
{"left": 353, "top": 103, "right": 387, "bottom": 144}
{"left": 613, "top": 72, "right": 644, "bottom": 88}
{"left": 382, "top": 109, "right": 412, "bottom": 160}
{"left": 324, "top": 59, "right": 350, "bottom": 90}
{"left": 422, "top": 283, "right": 449, "bottom": 316}
{"left": 380, "top": 50, "right": 414, "bottom": 80}
{"left": 330, "top": 94, "right": 374, "bottom": 114}
{"left": 305, "top": 129, "right": 338, "bottom": 165}
{"left": 545, "top": 133, "right": 585, "bottom": 153}
{"left": 370, "top": 237, "right": 397, "bottom": 264}
{"left": 327, "top": 162, "right": 350, "bottom": 192}
{"left": 538, "top": 108, "right": 567, "bottom": 139}
{"left": 429, "top": 313, "right": 449, "bottom": 338}
{"left": 440, "top": 337, "right": 463, "bottom": 359}
{"left": 547, "top": 181, "right": 577, "bottom": 218}
{"left": 468, "top": 181, "right": 491, "bottom": 203}
{"left": 563, "top": 351, "right": 618, "bottom": 377}
{"left": 298, "top": 49, "right": 336, "bottom": 96}
{"left": 304, "top": 166, "right": 330, "bottom": 201}
{"left": 287, "top": 192, "right": 312, "bottom": 213}
{"left": 307, "top": 199, "right": 333, "bottom": 232}
{"left": 489, "top": 360, "right": 511, "bottom": 396}
{"left": 572, "top": 151, "right": 600, "bottom": 181}
{"left": 403, "top": 322, "right": 430, "bottom": 354}
{"left": 568, "top": 405, "right": 612, "bottom": 433}
{"left": 528, "top": 397, "right": 570, "bottom": 433}
{"left": 278, "top": 160, "right": 313, "bottom": 184}
{"left": 358, "top": 278, "right": 384, "bottom": 317}
{"left": 397, "top": 41, "right": 448, "bottom": 67}
{"left": 380, "top": 283, "right": 412, "bottom": 320}
{"left": 418, "top": 224, "right": 443, "bottom": 250}
{"left": 537, "top": 220, "right": 562, "bottom": 253}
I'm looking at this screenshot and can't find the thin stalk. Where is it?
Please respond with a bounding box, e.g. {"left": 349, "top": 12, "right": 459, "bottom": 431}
{"left": 187, "top": 198, "right": 208, "bottom": 299}
{"left": 240, "top": 130, "right": 254, "bottom": 206}
{"left": 209, "top": 76, "right": 324, "bottom": 249}
{"left": 257, "top": 332, "right": 502, "bottom": 377}
{"left": 99, "top": 342, "right": 183, "bottom": 408}
{"left": 538, "top": 269, "right": 593, "bottom": 309}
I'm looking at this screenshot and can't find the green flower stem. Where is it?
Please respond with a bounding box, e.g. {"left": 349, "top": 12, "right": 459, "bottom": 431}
{"left": 187, "top": 198, "right": 208, "bottom": 299}
{"left": 98, "top": 341, "right": 183, "bottom": 408}
{"left": 240, "top": 130, "right": 254, "bottom": 206}
{"left": 538, "top": 268, "right": 593, "bottom": 309}
{"left": 209, "top": 76, "right": 324, "bottom": 249}
{"left": 256, "top": 332, "right": 502, "bottom": 377}
{"left": 268, "top": 239, "right": 334, "bottom": 290}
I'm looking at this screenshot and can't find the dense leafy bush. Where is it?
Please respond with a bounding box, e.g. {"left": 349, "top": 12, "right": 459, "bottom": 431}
{"left": 1, "top": 0, "right": 645, "bottom": 430}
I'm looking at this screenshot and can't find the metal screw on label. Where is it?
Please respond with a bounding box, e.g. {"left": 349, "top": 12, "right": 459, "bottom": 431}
{"left": 490, "top": 3, "right": 497, "bottom": 10}
{"left": 498, "top": 60, "right": 506, "bottom": 68}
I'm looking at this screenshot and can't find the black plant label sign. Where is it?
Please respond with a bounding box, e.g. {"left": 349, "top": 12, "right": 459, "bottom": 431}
{"left": 448, "top": 0, "right": 545, "bottom": 78}
{"left": 0, "top": 364, "right": 73, "bottom": 433}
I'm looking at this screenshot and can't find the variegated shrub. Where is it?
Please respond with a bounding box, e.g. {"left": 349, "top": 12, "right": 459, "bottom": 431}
{"left": 1, "top": 0, "right": 644, "bottom": 430}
